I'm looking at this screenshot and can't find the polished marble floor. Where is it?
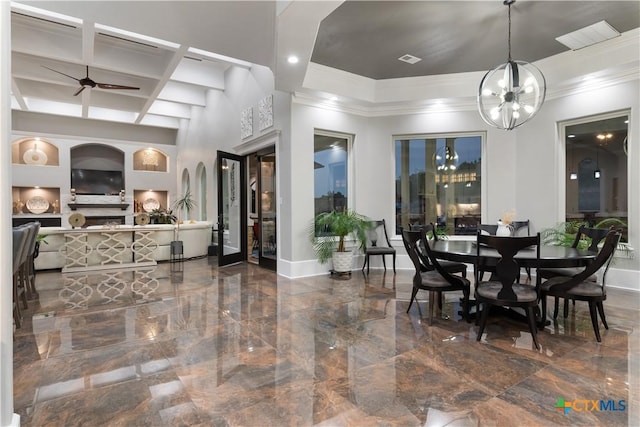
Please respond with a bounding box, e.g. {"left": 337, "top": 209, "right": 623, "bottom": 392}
{"left": 13, "top": 258, "right": 639, "bottom": 426}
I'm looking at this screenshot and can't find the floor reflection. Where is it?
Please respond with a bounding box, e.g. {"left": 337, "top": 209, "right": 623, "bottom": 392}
{"left": 14, "top": 259, "right": 638, "bottom": 426}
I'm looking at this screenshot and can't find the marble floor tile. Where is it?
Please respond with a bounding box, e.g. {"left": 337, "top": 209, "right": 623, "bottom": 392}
{"left": 13, "top": 259, "right": 639, "bottom": 426}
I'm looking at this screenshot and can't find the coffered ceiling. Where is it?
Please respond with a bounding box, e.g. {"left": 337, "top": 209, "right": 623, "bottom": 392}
{"left": 9, "top": 1, "right": 640, "bottom": 131}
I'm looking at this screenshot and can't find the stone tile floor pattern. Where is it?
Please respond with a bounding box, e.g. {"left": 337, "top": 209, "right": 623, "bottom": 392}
{"left": 13, "top": 258, "right": 639, "bottom": 426}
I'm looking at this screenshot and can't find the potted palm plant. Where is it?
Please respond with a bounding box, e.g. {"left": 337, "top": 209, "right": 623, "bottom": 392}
{"left": 170, "top": 186, "right": 197, "bottom": 260}
{"left": 308, "top": 209, "right": 371, "bottom": 273}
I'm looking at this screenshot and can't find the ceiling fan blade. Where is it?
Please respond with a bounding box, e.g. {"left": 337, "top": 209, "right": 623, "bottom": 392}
{"left": 73, "top": 86, "right": 86, "bottom": 96}
{"left": 96, "top": 83, "right": 140, "bottom": 90}
{"left": 42, "top": 65, "right": 80, "bottom": 82}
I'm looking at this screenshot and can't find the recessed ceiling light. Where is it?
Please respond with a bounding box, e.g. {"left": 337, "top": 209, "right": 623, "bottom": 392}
{"left": 287, "top": 56, "right": 299, "bottom": 64}
{"left": 568, "top": 134, "right": 576, "bottom": 138}
{"left": 398, "top": 54, "right": 421, "bottom": 65}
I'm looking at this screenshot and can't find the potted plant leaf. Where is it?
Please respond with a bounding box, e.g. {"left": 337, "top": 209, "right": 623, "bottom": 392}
{"left": 308, "top": 209, "right": 371, "bottom": 273}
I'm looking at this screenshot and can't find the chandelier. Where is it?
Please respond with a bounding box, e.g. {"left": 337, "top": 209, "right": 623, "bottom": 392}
{"left": 477, "top": 0, "right": 546, "bottom": 130}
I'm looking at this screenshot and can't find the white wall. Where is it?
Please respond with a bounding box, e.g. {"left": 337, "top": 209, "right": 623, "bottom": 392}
{"left": 287, "top": 79, "right": 640, "bottom": 290}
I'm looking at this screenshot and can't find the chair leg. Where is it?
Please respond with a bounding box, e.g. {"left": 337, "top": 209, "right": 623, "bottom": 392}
{"left": 437, "top": 291, "right": 443, "bottom": 310}
{"left": 526, "top": 306, "right": 540, "bottom": 350}
{"left": 476, "top": 303, "right": 490, "bottom": 341}
{"left": 462, "top": 289, "right": 471, "bottom": 323}
{"left": 563, "top": 298, "right": 570, "bottom": 318}
{"left": 362, "top": 255, "right": 367, "bottom": 272}
{"left": 553, "top": 297, "right": 560, "bottom": 319}
{"left": 588, "top": 301, "right": 602, "bottom": 342}
{"left": 407, "top": 287, "right": 419, "bottom": 313}
{"left": 540, "top": 293, "right": 548, "bottom": 325}
{"left": 596, "top": 302, "right": 609, "bottom": 330}
{"left": 382, "top": 255, "right": 386, "bottom": 271}
{"left": 392, "top": 253, "right": 396, "bottom": 274}
{"left": 428, "top": 291, "right": 435, "bottom": 325}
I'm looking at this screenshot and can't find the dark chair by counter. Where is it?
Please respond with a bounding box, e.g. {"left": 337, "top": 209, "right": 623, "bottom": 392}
{"left": 402, "top": 229, "right": 471, "bottom": 325}
{"left": 475, "top": 232, "right": 541, "bottom": 349}
{"left": 362, "top": 219, "right": 396, "bottom": 274}
{"left": 540, "top": 229, "right": 621, "bottom": 342}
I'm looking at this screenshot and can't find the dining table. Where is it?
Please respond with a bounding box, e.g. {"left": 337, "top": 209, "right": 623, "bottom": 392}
{"left": 429, "top": 239, "right": 596, "bottom": 269}
{"left": 428, "top": 239, "right": 597, "bottom": 326}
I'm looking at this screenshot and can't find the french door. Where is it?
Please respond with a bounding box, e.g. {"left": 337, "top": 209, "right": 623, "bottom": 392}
{"left": 217, "top": 151, "right": 246, "bottom": 266}
{"left": 257, "top": 150, "right": 276, "bottom": 270}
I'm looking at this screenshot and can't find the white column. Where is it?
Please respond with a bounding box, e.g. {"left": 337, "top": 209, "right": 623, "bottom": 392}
{"left": 1, "top": 2, "right": 19, "bottom": 425}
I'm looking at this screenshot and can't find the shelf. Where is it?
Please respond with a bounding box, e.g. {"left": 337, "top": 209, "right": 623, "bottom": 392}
{"left": 68, "top": 203, "right": 130, "bottom": 211}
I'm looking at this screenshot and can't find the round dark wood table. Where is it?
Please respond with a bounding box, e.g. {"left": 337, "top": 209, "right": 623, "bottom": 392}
{"left": 429, "top": 240, "right": 596, "bottom": 269}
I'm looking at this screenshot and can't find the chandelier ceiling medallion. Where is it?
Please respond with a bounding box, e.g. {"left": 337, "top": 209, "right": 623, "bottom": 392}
{"left": 477, "top": 0, "right": 546, "bottom": 130}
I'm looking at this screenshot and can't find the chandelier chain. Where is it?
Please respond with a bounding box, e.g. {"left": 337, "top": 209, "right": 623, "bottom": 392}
{"left": 507, "top": 1, "right": 512, "bottom": 61}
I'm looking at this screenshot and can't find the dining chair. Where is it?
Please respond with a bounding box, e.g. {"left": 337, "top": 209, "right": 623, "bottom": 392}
{"left": 474, "top": 232, "right": 542, "bottom": 349}
{"left": 410, "top": 223, "right": 467, "bottom": 278}
{"left": 12, "top": 226, "right": 30, "bottom": 328}
{"left": 512, "top": 219, "right": 531, "bottom": 279}
{"left": 478, "top": 224, "right": 498, "bottom": 236}
{"left": 539, "top": 229, "right": 621, "bottom": 342}
{"left": 511, "top": 220, "right": 530, "bottom": 236}
{"left": 23, "top": 221, "right": 41, "bottom": 299}
{"left": 362, "top": 219, "right": 396, "bottom": 274}
{"left": 402, "top": 229, "right": 471, "bottom": 325}
{"left": 539, "top": 225, "right": 611, "bottom": 317}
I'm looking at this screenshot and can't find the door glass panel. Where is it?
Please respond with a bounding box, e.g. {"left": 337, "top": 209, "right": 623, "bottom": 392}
{"left": 260, "top": 154, "right": 276, "bottom": 262}
{"left": 221, "top": 156, "right": 241, "bottom": 260}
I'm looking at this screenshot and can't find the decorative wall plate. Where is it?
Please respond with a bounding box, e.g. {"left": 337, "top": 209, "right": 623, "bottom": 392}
{"left": 135, "top": 213, "right": 150, "bottom": 226}
{"left": 23, "top": 148, "right": 48, "bottom": 165}
{"left": 68, "top": 212, "right": 86, "bottom": 228}
{"left": 26, "top": 196, "right": 49, "bottom": 214}
{"left": 143, "top": 198, "right": 160, "bottom": 212}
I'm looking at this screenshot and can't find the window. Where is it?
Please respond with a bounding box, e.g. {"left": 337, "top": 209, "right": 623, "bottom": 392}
{"left": 314, "top": 131, "right": 351, "bottom": 215}
{"left": 395, "top": 134, "right": 483, "bottom": 234}
{"left": 564, "top": 112, "right": 628, "bottom": 239}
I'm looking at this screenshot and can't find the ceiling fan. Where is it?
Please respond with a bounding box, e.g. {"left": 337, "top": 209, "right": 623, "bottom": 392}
{"left": 42, "top": 65, "right": 140, "bottom": 96}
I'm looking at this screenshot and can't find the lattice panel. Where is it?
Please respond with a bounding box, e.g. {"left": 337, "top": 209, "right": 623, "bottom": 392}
{"left": 96, "top": 232, "right": 129, "bottom": 265}
{"left": 60, "top": 232, "right": 91, "bottom": 269}
{"left": 132, "top": 230, "right": 158, "bottom": 263}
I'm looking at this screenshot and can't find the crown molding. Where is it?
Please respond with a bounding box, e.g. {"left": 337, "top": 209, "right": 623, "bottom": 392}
{"left": 296, "top": 29, "right": 639, "bottom": 118}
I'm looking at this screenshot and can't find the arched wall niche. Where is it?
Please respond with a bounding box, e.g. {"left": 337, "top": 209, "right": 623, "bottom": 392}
{"left": 133, "top": 147, "right": 169, "bottom": 172}
{"left": 70, "top": 144, "right": 124, "bottom": 171}
{"left": 195, "top": 162, "right": 207, "bottom": 221}
{"left": 11, "top": 137, "right": 59, "bottom": 166}
{"left": 70, "top": 144, "right": 125, "bottom": 195}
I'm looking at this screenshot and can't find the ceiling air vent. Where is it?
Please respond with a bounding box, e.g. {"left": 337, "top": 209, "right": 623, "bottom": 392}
{"left": 98, "top": 32, "right": 158, "bottom": 49}
{"left": 556, "top": 20, "right": 620, "bottom": 50}
{"left": 398, "top": 54, "right": 422, "bottom": 65}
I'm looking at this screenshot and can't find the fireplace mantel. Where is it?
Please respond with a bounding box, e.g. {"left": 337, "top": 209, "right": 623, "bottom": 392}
{"left": 68, "top": 203, "right": 130, "bottom": 210}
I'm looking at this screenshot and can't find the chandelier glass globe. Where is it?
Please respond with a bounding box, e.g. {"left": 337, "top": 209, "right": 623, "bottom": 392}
{"left": 477, "top": 0, "right": 546, "bottom": 130}
{"left": 478, "top": 60, "right": 546, "bottom": 130}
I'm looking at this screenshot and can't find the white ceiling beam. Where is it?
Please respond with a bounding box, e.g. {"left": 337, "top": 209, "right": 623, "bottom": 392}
{"left": 11, "top": 77, "right": 28, "bottom": 110}
{"left": 135, "top": 45, "right": 189, "bottom": 124}
{"left": 82, "top": 21, "right": 95, "bottom": 64}
{"left": 81, "top": 89, "right": 90, "bottom": 118}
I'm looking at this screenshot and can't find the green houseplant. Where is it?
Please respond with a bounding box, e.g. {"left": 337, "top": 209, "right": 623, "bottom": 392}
{"left": 541, "top": 218, "right": 632, "bottom": 255}
{"left": 172, "top": 185, "right": 197, "bottom": 242}
{"left": 308, "top": 209, "right": 371, "bottom": 273}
